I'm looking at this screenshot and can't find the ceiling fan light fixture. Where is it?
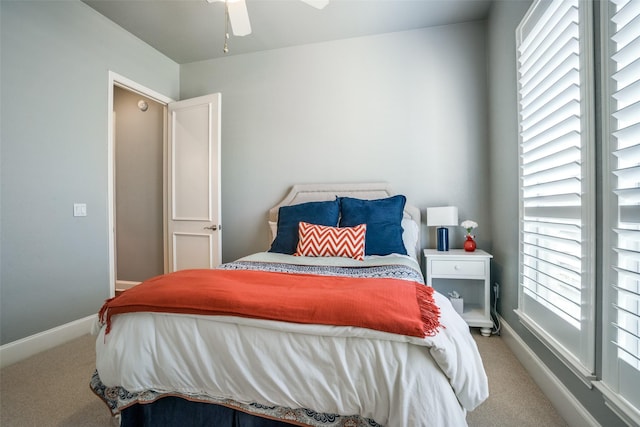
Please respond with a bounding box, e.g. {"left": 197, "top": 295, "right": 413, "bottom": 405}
{"left": 209, "top": 0, "right": 250, "bottom": 54}
{"left": 207, "top": 0, "right": 329, "bottom": 54}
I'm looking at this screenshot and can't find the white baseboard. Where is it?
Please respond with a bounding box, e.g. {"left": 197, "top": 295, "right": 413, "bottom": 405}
{"left": 0, "top": 315, "right": 96, "bottom": 369}
{"left": 499, "top": 317, "right": 601, "bottom": 427}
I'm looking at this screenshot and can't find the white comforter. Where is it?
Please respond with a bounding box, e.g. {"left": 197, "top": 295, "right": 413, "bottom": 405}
{"left": 95, "top": 253, "right": 488, "bottom": 427}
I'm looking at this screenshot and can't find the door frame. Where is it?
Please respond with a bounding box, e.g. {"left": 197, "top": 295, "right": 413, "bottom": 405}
{"left": 107, "top": 71, "right": 174, "bottom": 297}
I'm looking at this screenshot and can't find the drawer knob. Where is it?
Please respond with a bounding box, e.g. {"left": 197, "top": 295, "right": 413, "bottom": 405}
{"left": 454, "top": 265, "right": 460, "bottom": 270}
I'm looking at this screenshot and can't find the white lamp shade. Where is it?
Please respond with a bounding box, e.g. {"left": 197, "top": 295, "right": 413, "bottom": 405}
{"left": 426, "top": 206, "right": 459, "bottom": 227}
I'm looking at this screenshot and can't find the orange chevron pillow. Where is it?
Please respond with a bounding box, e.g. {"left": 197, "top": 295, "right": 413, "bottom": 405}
{"left": 294, "top": 222, "right": 366, "bottom": 261}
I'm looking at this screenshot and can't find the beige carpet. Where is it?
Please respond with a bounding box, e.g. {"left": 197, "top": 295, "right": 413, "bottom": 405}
{"left": 467, "top": 330, "right": 568, "bottom": 427}
{"left": 0, "top": 333, "right": 113, "bottom": 427}
{"left": 0, "top": 330, "right": 568, "bottom": 426}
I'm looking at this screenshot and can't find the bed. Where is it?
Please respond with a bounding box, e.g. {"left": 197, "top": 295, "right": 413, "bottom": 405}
{"left": 91, "top": 182, "right": 488, "bottom": 427}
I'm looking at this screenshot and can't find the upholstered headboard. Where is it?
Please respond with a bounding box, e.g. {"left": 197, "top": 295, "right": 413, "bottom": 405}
{"left": 268, "top": 182, "right": 421, "bottom": 256}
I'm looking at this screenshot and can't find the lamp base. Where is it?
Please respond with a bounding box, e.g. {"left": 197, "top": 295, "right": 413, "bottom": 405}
{"left": 437, "top": 227, "right": 449, "bottom": 251}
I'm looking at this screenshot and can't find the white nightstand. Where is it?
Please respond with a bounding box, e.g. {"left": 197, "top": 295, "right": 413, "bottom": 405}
{"left": 423, "top": 249, "right": 494, "bottom": 336}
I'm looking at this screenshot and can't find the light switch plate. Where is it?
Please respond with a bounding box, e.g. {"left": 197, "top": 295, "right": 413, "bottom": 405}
{"left": 73, "top": 203, "right": 87, "bottom": 217}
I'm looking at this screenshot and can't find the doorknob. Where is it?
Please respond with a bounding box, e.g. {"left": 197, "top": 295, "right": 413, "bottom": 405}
{"left": 204, "top": 225, "right": 220, "bottom": 231}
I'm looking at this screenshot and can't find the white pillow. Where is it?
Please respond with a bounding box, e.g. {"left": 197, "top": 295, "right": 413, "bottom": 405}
{"left": 402, "top": 218, "right": 420, "bottom": 260}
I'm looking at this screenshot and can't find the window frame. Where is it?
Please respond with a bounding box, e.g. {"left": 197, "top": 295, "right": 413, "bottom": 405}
{"left": 515, "top": 0, "right": 597, "bottom": 385}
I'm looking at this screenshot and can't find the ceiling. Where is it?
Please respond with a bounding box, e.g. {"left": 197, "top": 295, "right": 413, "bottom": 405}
{"left": 83, "top": 0, "right": 492, "bottom": 64}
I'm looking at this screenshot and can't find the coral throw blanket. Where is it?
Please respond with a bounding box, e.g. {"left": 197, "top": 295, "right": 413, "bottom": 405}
{"left": 99, "top": 269, "right": 440, "bottom": 338}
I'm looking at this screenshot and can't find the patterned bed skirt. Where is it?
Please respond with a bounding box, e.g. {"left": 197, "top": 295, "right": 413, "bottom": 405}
{"left": 90, "top": 371, "right": 382, "bottom": 427}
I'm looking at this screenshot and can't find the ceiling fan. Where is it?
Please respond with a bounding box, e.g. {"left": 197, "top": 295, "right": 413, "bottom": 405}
{"left": 207, "top": 0, "right": 329, "bottom": 50}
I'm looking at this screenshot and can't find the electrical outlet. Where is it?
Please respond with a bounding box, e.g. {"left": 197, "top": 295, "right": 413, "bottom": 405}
{"left": 493, "top": 282, "right": 500, "bottom": 299}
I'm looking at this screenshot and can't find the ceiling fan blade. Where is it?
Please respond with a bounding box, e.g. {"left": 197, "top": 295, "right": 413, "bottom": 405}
{"left": 300, "top": 0, "right": 329, "bottom": 9}
{"left": 227, "top": 0, "right": 252, "bottom": 36}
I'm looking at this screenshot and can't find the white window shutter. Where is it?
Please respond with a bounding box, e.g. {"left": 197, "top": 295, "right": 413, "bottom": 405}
{"left": 515, "top": 0, "right": 595, "bottom": 380}
{"left": 597, "top": 0, "right": 640, "bottom": 424}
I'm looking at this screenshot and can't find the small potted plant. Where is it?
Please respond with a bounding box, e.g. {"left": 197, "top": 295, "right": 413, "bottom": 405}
{"left": 460, "top": 220, "right": 478, "bottom": 252}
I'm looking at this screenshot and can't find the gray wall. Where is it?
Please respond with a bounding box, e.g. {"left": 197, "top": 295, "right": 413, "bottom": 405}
{"left": 0, "top": 1, "right": 628, "bottom": 424}
{"left": 0, "top": 0, "right": 179, "bottom": 344}
{"left": 181, "top": 22, "right": 492, "bottom": 263}
{"left": 486, "top": 1, "right": 625, "bottom": 425}
{"left": 114, "top": 87, "right": 164, "bottom": 283}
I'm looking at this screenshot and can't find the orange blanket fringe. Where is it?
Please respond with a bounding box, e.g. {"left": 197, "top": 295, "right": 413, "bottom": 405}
{"left": 99, "top": 269, "right": 440, "bottom": 338}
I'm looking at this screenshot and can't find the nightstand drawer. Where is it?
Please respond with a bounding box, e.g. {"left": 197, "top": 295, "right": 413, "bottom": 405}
{"left": 431, "top": 260, "right": 485, "bottom": 277}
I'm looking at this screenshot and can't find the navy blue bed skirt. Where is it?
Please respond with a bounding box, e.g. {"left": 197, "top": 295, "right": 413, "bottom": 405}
{"left": 120, "top": 396, "right": 296, "bottom": 427}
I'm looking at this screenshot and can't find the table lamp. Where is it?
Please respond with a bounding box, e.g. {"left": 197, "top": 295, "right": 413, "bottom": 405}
{"left": 426, "top": 206, "right": 459, "bottom": 251}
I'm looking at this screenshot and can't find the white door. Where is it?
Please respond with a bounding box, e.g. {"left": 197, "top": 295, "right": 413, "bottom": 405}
{"left": 167, "top": 93, "right": 222, "bottom": 271}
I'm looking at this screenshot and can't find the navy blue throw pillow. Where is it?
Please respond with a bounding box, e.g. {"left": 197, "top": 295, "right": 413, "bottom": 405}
{"left": 339, "top": 195, "right": 407, "bottom": 256}
{"left": 269, "top": 199, "right": 340, "bottom": 254}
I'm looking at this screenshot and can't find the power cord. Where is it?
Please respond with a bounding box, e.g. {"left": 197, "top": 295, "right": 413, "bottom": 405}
{"left": 491, "top": 282, "right": 501, "bottom": 336}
